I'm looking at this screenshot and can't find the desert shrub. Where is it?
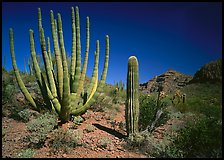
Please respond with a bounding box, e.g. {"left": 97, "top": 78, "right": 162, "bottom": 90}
{"left": 21, "top": 74, "right": 36, "bottom": 84}
{"left": 97, "top": 136, "right": 112, "bottom": 149}
{"left": 92, "top": 93, "right": 113, "bottom": 112}
{"left": 84, "top": 124, "right": 95, "bottom": 133}
{"left": 138, "top": 93, "right": 169, "bottom": 131}
{"left": 108, "top": 87, "right": 126, "bottom": 104}
{"left": 2, "top": 75, "right": 15, "bottom": 103}
{"left": 16, "top": 148, "right": 35, "bottom": 158}
{"left": 49, "top": 127, "right": 81, "bottom": 154}
{"left": 17, "top": 108, "right": 32, "bottom": 122}
{"left": 142, "top": 134, "right": 183, "bottom": 158}
{"left": 72, "top": 115, "right": 84, "bottom": 125}
{"left": 178, "top": 83, "right": 222, "bottom": 115}
{"left": 171, "top": 114, "right": 222, "bottom": 158}
{"left": 26, "top": 112, "right": 58, "bottom": 148}
{"left": 9, "top": 106, "right": 27, "bottom": 121}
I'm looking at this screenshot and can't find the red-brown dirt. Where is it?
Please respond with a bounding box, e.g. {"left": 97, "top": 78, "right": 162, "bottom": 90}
{"left": 2, "top": 104, "right": 149, "bottom": 158}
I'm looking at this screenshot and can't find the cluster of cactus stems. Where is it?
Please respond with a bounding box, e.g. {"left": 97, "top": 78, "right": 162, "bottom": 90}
{"left": 125, "top": 56, "right": 139, "bottom": 139}
{"left": 10, "top": 6, "right": 109, "bottom": 123}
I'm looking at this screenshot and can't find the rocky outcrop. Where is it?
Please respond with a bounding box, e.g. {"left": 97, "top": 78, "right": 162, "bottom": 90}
{"left": 139, "top": 69, "right": 193, "bottom": 94}
{"left": 189, "top": 58, "right": 222, "bottom": 83}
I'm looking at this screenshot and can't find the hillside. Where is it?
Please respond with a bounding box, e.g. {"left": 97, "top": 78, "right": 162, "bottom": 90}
{"left": 139, "top": 69, "right": 193, "bottom": 94}
{"left": 190, "top": 58, "right": 222, "bottom": 83}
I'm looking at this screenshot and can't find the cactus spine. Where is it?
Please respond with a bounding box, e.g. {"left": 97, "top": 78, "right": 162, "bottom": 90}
{"left": 10, "top": 6, "right": 110, "bottom": 123}
{"left": 125, "top": 56, "right": 139, "bottom": 139}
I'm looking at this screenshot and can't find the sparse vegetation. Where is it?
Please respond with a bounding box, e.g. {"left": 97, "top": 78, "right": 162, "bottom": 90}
{"left": 25, "top": 112, "right": 58, "bottom": 148}
{"left": 49, "top": 127, "right": 81, "bottom": 154}
{"left": 84, "top": 124, "right": 95, "bottom": 133}
{"left": 16, "top": 148, "right": 35, "bottom": 158}
{"left": 98, "top": 136, "right": 112, "bottom": 149}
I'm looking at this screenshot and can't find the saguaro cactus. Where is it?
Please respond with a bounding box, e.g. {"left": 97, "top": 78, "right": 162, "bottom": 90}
{"left": 9, "top": 6, "right": 109, "bottom": 123}
{"left": 125, "top": 56, "right": 139, "bottom": 139}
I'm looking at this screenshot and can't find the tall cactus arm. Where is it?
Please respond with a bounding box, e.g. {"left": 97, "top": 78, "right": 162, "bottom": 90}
{"left": 57, "top": 13, "right": 70, "bottom": 96}
{"left": 71, "top": 35, "right": 109, "bottom": 115}
{"left": 87, "top": 41, "right": 99, "bottom": 98}
{"left": 47, "top": 37, "right": 54, "bottom": 71}
{"left": 88, "top": 35, "right": 109, "bottom": 100}
{"left": 24, "top": 58, "right": 27, "bottom": 74}
{"left": 126, "top": 56, "right": 140, "bottom": 138}
{"left": 38, "top": 8, "right": 42, "bottom": 32}
{"left": 57, "top": 13, "right": 71, "bottom": 122}
{"left": 73, "top": 6, "right": 81, "bottom": 93}
{"left": 100, "top": 35, "right": 110, "bottom": 84}
{"left": 76, "top": 16, "right": 90, "bottom": 97}
{"left": 28, "top": 57, "right": 33, "bottom": 75}
{"left": 29, "top": 29, "right": 56, "bottom": 112}
{"left": 70, "top": 6, "right": 77, "bottom": 93}
{"left": 71, "top": 49, "right": 99, "bottom": 115}
{"left": 39, "top": 28, "right": 58, "bottom": 98}
{"left": 9, "top": 28, "right": 37, "bottom": 110}
{"left": 50, "top": 10, "right": 63, "bottom": 101}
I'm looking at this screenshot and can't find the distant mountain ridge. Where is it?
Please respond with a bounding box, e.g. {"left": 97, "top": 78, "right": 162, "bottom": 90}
{"left": 190, "top": 58, "right": 222, "bottom": 83}
{"left": 139, "top": 69, "right": 193, "bottom": 94}
{"left": 139, "top": 58, "right": 222, "bottom": 94}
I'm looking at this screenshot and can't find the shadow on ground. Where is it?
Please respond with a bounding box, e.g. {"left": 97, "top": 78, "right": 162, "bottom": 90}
{"left": 92, "top": 123, "right": 126, "bottom": 139}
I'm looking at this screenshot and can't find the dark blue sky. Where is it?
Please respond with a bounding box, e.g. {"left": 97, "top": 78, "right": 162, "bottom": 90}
{"left": 2, "top": 2, "right": 222, "bottom": 85}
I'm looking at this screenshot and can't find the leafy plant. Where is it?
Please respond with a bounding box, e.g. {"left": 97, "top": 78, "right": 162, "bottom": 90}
{"left": 138, "top": 93, "right": 169, "bottom": 132}
{"left": 84, "top": 124, "right": 95, "bottom": 133}
{"left": 49, "top": 127, "right": 81, "bottom": 154}
{"left": 17, "top": 108, "right": 32, "bottom": 122}
{"left": 26, "top": 112, "right": 58, "bottom": 148}
{"left": 17, "top": 148, "right": 35, "bottom": 158}
{"left": 171, "top": 114, "right": 222, "bottom": 158}
{"left": 98, "top": 136, "right": 112, "bottom": 149}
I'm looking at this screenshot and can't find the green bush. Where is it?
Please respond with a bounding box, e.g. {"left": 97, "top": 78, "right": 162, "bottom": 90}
{"left": 16, "top": 148, "right": 35, "bottom": 158}
{"left": 108, "top": 87, "right": 126, "bottom": 104}
{"left": 138, "top": 93, "right": 169, "bottom": 131}
{"left": 49, "top": 127, "right": 81, "bottom": 154}
{"left": 26, "top": 112, "right": 58, "bottom": 148}
{"left": 97, "top": 136, "right": 112, "bottom": 149}
{"left": 17, "top": 108, "right": 32, "bottom": 122}
{"left": 84, "top": 124, "right": 95, "bottom": 133}
{"left": 172, "top": 113, "right": 222, "bottom": 158}
{"left": 2, "top": 75, "right": 15, "bottom": 103}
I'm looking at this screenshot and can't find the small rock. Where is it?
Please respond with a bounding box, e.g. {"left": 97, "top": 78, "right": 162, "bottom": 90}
{"left": 62, "top": 154, "right": 67, "bottom": 157}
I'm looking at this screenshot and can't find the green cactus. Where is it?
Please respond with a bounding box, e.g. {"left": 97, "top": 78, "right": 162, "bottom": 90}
{"left": 3, "top": 54, "right": 6, "bottom": 69}
{"left": 24, "top": 58, "right": 28, "bottom": 74}
{"left": 28, "top": 57, "right": 33, "bottom": 75}
{"left": 125, "top": 56, "right": 139, "bottom": 140}
{"left": 119, "top": 80, "right": 124, "bottom": 91}
{"left": 9, "top": 6, "right": 110, "bottom": 123}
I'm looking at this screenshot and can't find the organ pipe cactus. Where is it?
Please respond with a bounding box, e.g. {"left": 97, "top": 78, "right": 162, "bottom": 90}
{"left": 9, "top": 6, "right": 110, "bottom": 123}
{"left": 125, "top": 56, "right": 139, "bottom": 139}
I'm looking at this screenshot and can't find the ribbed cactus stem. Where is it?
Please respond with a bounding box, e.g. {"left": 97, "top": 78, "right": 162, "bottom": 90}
{"left": 28, "top": 57, "right": 33, "bottom": 75}
{"left": 57, "top": 13, "right": 71, "bottom": 122}
{"left": 76, "top": 16, "right": 90, "bottom": 97}
{"left": 24, "top": 58, "right": 27, "bottom": 74}
{"left": 40, "top": 28, "right": 58, "bottom": 98}
{"left": 70, "top": 6, "right": 76, "bottom": 93}
{"left": 50, "top": 10, "right": 63, "bottom": 101}
{"left": 10, "top": 6, "right": 110, "bottom": 123}
{"left": 9, "top": 28, "right": 37, "bottom": 110}
{"left": 125, "top": 56, "right": 139, "bottom": 139}
{"left": 73, "top": 6, "right": 81, "bottom": 93}
{"left": 47, "top": 37, "right": 53, "bottom": 71}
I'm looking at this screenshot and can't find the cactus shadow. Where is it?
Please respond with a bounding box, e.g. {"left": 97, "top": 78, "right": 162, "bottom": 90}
{"left": 92, "top": 123, "right": 126, "bottom": 139}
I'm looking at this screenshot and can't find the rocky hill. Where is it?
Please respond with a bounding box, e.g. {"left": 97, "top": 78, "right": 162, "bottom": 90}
{"left": 189, "top": 58, "right": 222, "bottom": 83}
{"left": 139, "top": 69, "right": 193, "bottom": 94}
